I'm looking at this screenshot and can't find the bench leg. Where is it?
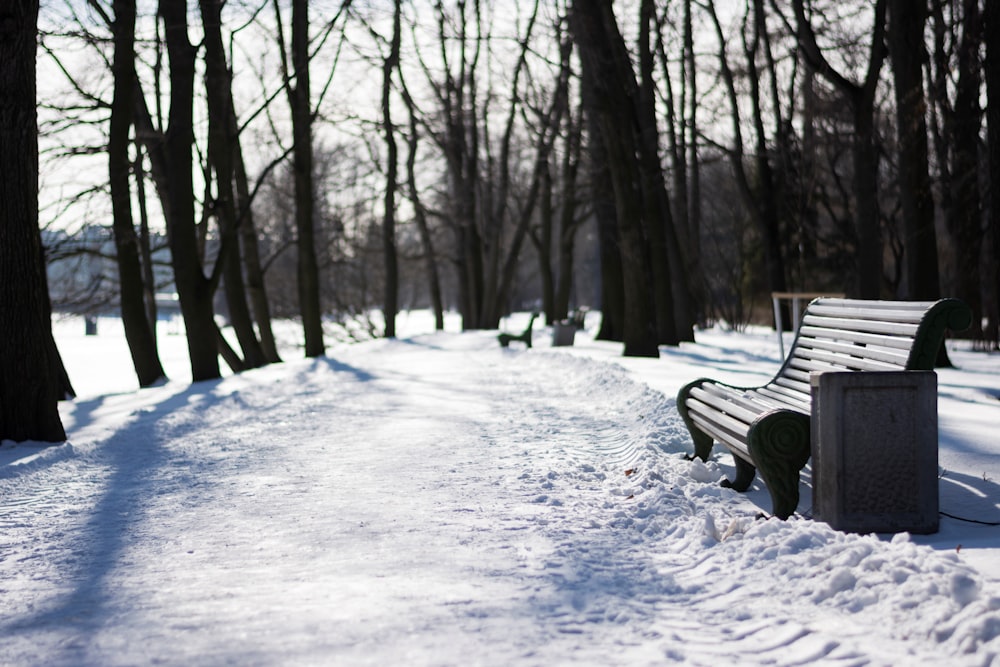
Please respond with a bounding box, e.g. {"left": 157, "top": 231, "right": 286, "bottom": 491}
{"left": 720, "top": 455, "right": 756, "bottom": 492}
{"left": 748, "top": 411, "right": 811, "bottom": 520}
{"left": 676, "top": 379, "right": 716, "bottom": 462}
{"left": 684, "top": 428, "right": 714, "bottom": 463}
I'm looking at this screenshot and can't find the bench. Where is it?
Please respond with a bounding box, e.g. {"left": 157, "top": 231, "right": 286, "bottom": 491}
{"left": 498, "top": 312, "right": 539, "bottom": 349}
{"left": 676, "top": 298, "right": 972, "bottom": 520}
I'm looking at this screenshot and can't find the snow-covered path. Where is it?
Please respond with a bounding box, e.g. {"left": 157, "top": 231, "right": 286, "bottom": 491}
{"left": 1, "top": 328, "right": 998, "bottom": 666}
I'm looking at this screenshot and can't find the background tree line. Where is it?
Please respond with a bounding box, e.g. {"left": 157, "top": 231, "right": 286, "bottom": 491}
{"left": 5, "top": 0, "right": 1000, "bottom": 440}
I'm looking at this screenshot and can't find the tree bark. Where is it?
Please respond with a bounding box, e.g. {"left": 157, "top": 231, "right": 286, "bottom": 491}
{"left": 401, "top": 85, "right": 444, "bottom": 330}
{"left": 381, "top": 0, "right": 401, "bottom": 338}
{"left": 579, "top": 65, "right": 624, "bottom": 342}
{"left": 571, "top": 0, "right": 659, "bottom": 357}
{"left": 283, "top": 0, "right": 325, "bottom": 357}
{"left": 791, "top": 0, "right": 887, "bottom": 299}
{"left": 708, "top": 0, "right": 791, "bottom": 318}
{"left": 638, "top": 0, "right": 694, "bottom": 343}
{"left": 888, "top": 0, "right": 940, "bottom": 300}
{"left": 232, "top": 125, "right": 282, "bottom": 363}
{"left": 986, "top": 0, "right": 1000, "bottom": 348}
{"left": 0, "top": 0, "right": 66, "bottom": 441}
{"left": 159, "top": 0, "right": 221, "bottom": 381}
{"left": 110, "top": 0, "right": 166, "bottom": 387}
{"left": 534, "top": 160, "right": 557, "bottom": 324}
{"left": 200, "top": 0, "right": 267, "bottom": 369}
{"left": 554, "top": 109, "right": 584, "bottom": 322}
{"left": 940, "top": 0, "right": 983, "bottom": 338}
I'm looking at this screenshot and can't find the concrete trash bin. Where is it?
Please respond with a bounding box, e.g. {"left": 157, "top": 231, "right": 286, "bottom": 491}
{"left": 810, "top": 370, "right": 939, "bottom": 534}
{"left": 552, "top": 321, "right": 576, "bottom": 347}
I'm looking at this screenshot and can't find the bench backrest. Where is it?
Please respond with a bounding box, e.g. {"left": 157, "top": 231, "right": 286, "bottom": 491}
{"left": 767, "top": 298, "right": 972, "bottom": 408}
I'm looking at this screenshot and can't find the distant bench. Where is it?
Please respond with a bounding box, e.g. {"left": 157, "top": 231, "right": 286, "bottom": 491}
{"left": 498, "top": 312, "right": 539, "bottom": 349}
{"left": 676, "top": 298, "right": 972, "bottom": 520}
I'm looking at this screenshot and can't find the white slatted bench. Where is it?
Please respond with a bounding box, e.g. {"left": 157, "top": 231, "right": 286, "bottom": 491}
{"left": 676, "top": 298, "right": 972, "bottom": 520}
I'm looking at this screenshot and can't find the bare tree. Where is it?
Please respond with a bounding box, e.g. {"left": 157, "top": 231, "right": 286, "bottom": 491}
{"left": 0, "top": 0, "right": 67, "bottom": 441}
{"left": 200, "top": 0, "right": 268, "bottom": 368}
{"left": 788, "top": 0, "right": 888, "bottom": 298}
{"left": 400, "top": 82, "right": 445, "bottom": 330}
{"left": 159, "top": 0, "right": 221, "bottom": 381}
{"left": 551, "top": 107, "right": 585, "bottom": 322}
{"left": 582, "top": 79, "right": 626, "bottom": 343}
{"left": 273, "top": 0, "right": 349, "bottom": 356}
{"left": 706, "top": 0, "right": 791, "bottom": 314}
{"left": 638, "top": 0, "right": 693, "bottom": 342}
{"left": 929, "top": 0, "right": 984, "bottom": 339}
{"left": 109, "top": 0, "right": 167, "bottom": 387}
{"left": 655, "top": 0, "right": 703, "bottom": 323}
{"left": 888, "top": 0, "right": 940, "bottom": 301}
{"left": 987, "top": 0, "right": 1000, "bottom": 349}
{"left": 381, "top": 0, "right": 402, "bottom": 338}
{"left": 571, "top": 0, "right": 660, "bottom": 357}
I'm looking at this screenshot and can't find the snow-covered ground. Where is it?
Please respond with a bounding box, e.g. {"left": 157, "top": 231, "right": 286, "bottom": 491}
{"left": 1, "top": 311, "right": 999, "bottom": 666}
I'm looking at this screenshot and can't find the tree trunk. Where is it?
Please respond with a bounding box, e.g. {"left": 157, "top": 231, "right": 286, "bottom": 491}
{"left": 792, "top": 0, "right": 887, "bottom": 298}
{"left": 684, "top": 0, "right": 703, "bottom": 322}
{"left": 571, "top": 0, "right": 658, "bottom": 357}
{"left": 159, "top": 0, "right": 220, "bottom": 381}
{"left": 638, "top": 0, "right": 694, "bottom": 343}
{"left": 135, "top": 153, "right": 159, "bottom": 341}
{"left": 287, "top": 0, "right": 325, "bottom": 357}
{"left": 888, "top": 0, "right": 940, "bottom": 301}
{"left": 0, "top": 0, "right": 66, "bottom": 441}
{"left": 431, "top": 2, "right": 485, "bottom": 330}
{"left": 381, "top": 0, "right": 401, "bottom": 338}
{"left": 986, "top": 0, "right": 1000, "bottom": 348}
{"left": 947, "top": 0, "right": 983, "bottom": 338}
{"left": 401, "top": 86, "right": 444, "bottom": 331}
{"left": 635, "top": 0, "right": 678, "bottom": 345}
{"left": 658, "top": 0, "right": 702, "bottom": 325}
{"left": 200, "top": 0, "right": 267, "bottom": 369}
{"left": 110, "top": 0, "right": 166, "bottom": 388}
{"left": 554, "top": 109, "right": 583, "bottom": 322}
{"left": 534, "top": 161, "right": 556, "bottom": 324}
{"left": 233, "top": 127, "right": 282, "bottom": 362}
{"left": 580, "top": 82, "right": 624, "bottom": 343}
{"left": 708, "top": 0, "right": 790, "bottom": 318}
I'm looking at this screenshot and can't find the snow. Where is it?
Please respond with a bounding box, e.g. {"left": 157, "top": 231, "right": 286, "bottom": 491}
{"left": 2, "top": 311, "right": 999, "bottom": 666}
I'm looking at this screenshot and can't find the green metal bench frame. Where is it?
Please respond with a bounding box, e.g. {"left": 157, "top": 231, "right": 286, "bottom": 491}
{"left": 676, "top": 298, "right": 972, "bottom": 520}
{"left": 498, "top": 312, "right": 539, "bottom": 349}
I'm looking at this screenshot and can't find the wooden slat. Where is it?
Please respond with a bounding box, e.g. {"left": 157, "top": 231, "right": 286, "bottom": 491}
{"left": 753, "top": 386, "right": 811, "bottom": 411}
{"left": 787, "top": 357, "right": 851, "bottom": 375}
{"left": 686, "top": 398, "right": 753, "bottom": 437}
{"left": 771, "top": 376, "right": 812, "bottom": 398}
{"left": 689, "top": 387, "right": 762, "bottom": 424}
{"left": 811, "top": 298, "right": 937, "bottom": 312}
{"left": 797, "top": 338, "right": 909, "bottom": 366}
{"left": 798, "top": 326, "right": 913, "bottom": 350}
{"left": 795, "top": 347, "right": 902, "bottom": 372}
{"left": 805, "top": 304, "right": 932, "bottom": 323}
{"left": 801, "top": 314, "right": 919, "bottom": 337}
{"left": 689, "top": 413, "right": 752, "bottom": 458}
{"left": 697, "top": 383, "right": 781, "bottom": 413}
{"left": 699, "top": 382, "right": 810, "bottom": 414}
{"left": 697, "top": 383, "right": 781, "bottom": 412}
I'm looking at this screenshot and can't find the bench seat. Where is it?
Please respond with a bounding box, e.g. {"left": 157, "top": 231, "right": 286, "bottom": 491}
{"left": 676, "top": 298, "right": 972, "bottom": 520}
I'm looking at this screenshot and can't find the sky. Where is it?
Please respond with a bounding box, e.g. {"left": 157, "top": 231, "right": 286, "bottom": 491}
{"left": 0, "top": 311, "right": 998, "bottom": 666}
